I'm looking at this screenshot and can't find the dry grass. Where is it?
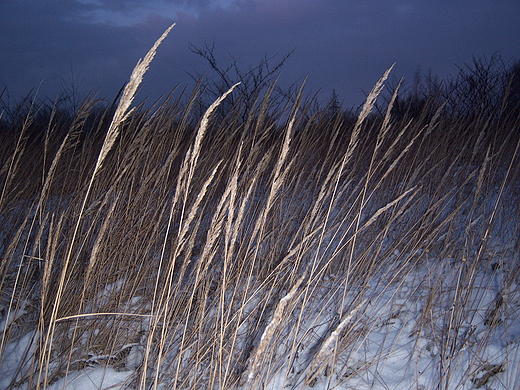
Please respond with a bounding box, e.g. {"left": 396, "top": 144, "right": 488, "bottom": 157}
{"left": 1, "top": 27, "right": 519, "bottom": 390}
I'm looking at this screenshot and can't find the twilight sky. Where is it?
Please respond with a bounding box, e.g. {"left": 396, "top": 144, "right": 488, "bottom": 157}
{"left": 1, "top": 0, "right": 520, "bottom": 109}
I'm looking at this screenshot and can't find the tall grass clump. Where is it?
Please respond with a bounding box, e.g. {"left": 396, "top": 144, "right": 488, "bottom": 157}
{"left": 1, "top": 27, "right": 519, "bottom": 390}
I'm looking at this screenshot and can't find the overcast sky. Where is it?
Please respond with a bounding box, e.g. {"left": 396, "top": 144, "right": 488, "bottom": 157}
{"left": 1, "top": 0, "right": 520, "bottom": 109}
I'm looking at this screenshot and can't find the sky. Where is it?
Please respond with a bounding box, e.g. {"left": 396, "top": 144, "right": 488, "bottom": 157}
{"left": 1, "top": 0, "right": 520, "bottom": 110}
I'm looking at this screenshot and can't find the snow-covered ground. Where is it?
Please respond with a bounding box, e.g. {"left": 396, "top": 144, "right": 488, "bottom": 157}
{"left": 2, "top": 249, "right": 519, "bottom": 390}
{"left": 1, "top": 182, "right": 518, "bottom": 390}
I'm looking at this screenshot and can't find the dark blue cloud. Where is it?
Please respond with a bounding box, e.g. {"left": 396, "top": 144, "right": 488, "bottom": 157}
{"left": 1, "top": 0, "right": 519, "bottom": 108}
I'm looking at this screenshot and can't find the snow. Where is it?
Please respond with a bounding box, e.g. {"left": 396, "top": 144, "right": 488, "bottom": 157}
{"left": 3, "top": 217, "right": 520, "bottom": 390}
{"left": 1, "top": 246, "right": 519, "bottom": 389}
{"left": 0, "top": 331, "right": 37, "bottom": 390}
{"left": 45, "top": 367, "right": 132, "bottom": 390}
{"left": 1, "top": 187, "right": 519, "bottom": 390}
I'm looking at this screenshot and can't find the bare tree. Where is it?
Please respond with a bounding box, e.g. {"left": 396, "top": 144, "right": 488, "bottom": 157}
{"left": 188, "top": 41, "right": 296, "bottom": 121}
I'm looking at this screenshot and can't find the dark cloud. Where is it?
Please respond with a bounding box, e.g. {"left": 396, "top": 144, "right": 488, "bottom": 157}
{"left": 1, "top": 0, "right": 519, "bottom": 108}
